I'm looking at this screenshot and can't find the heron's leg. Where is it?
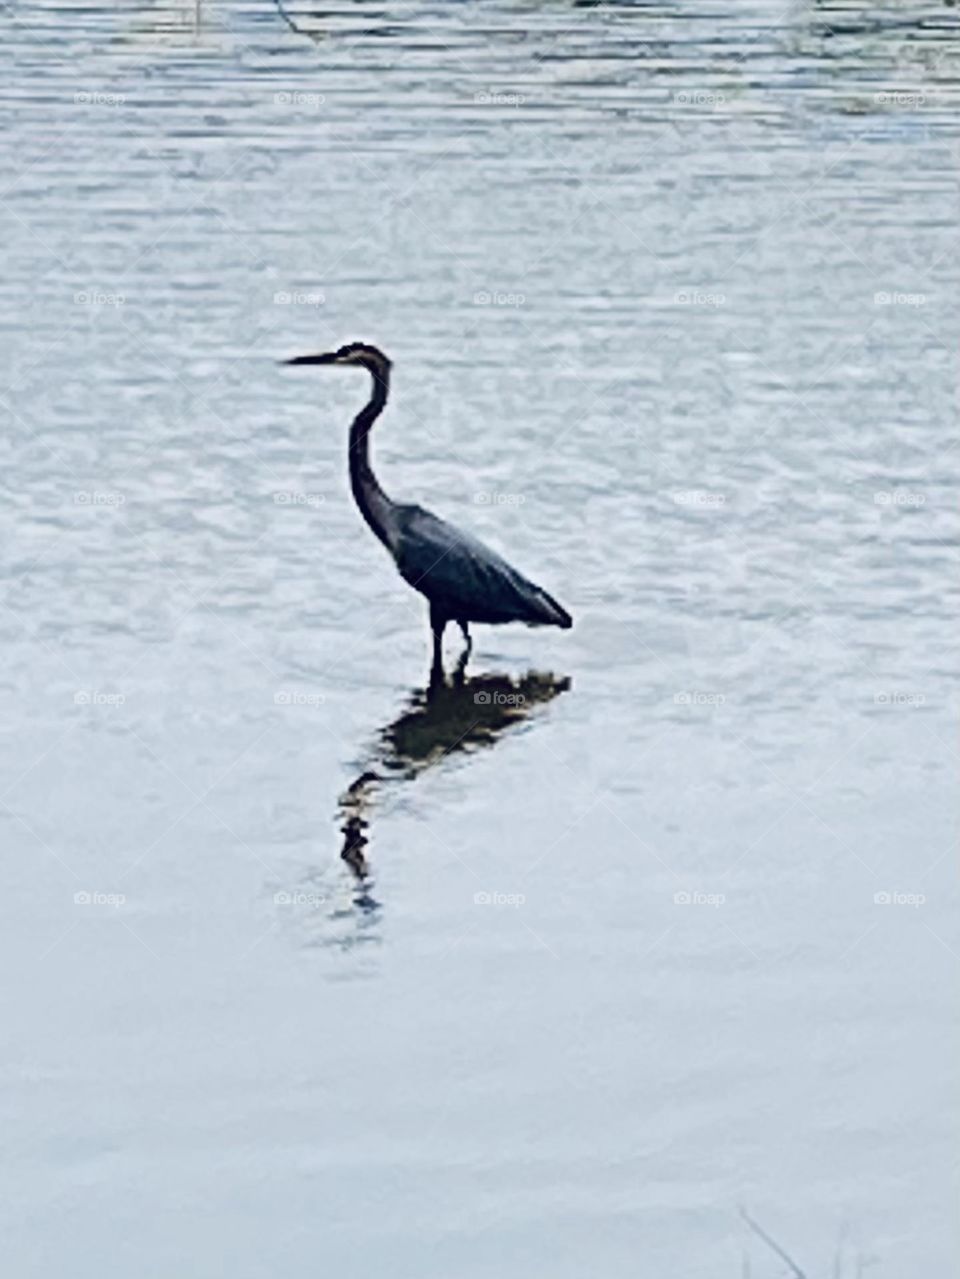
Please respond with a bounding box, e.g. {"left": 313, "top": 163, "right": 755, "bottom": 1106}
{"left": 429, "top": 602, "right": 447, "bottom": 684}
{"left": 452, "top": 621, "right": 472, "bottom": 687}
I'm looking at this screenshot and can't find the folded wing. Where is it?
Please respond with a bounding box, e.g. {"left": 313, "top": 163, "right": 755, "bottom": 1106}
{"left": 393, "top": 504, "right": 571, "bottom": 628}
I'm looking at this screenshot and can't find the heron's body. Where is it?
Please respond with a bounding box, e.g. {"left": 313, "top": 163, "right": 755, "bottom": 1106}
{"left": 394, "top": 503, "right": 569, "bottom": 627}
{"left": 284, "top": 342, "right": 571, "bottom": 673}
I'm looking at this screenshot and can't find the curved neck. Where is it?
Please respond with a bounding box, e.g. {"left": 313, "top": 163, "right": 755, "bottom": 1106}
{"left": 349, "top": 366, "right": 395, "bottom": 549}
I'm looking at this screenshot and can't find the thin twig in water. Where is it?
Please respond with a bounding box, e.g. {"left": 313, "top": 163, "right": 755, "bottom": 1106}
{"left": 832, "top": 1221, "right": 850, "bottom": 1279}
{"left": 272, "top": 0, "right": 322, "bottom": 41}
{"left": 739, "top": 1207, "right": 807, "bottom": 1279}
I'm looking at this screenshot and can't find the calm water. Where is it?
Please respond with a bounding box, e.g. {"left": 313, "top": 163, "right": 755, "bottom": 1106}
{"left": 1, "top": 1, "right": 958, "bottom": 1274}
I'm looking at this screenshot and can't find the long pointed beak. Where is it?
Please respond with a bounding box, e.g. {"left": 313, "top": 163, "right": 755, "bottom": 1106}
{"left": 282, "top": 352, "right": 339, "bottom": 366}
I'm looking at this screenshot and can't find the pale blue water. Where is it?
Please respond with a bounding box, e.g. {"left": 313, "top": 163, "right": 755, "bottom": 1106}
{"left": 1, "top": 1, "right": 957, "bottom": 1275}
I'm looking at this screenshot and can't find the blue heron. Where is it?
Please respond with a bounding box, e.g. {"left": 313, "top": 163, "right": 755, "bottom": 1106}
{"left": 283, "top": 342, "right": 572, "bottom": 674}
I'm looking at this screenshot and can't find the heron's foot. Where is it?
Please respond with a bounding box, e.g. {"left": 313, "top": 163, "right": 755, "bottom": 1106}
{"left": 453, "top": 647, "right": 469, "bottom": 688}
{"left": 428, "top": 656, "right": 446, "bottom": 699}
{"left": 455, "top": 619, "right": 475, "bottom": 680}
{"left": 453, "top": 622, "right": 472, "bottom": 686}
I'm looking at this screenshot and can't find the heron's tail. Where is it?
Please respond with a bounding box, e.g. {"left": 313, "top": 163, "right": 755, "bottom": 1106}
{"left": 532, "top": 587, "right": 572, "bottom": 629}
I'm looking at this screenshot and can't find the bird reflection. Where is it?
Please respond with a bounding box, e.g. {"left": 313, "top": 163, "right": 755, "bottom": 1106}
{"left": 337, "top": 661, "right": 570, "bottom": 894}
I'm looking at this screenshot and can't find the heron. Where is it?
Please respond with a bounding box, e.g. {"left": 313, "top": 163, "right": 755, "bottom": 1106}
{"left": 283, "top": 342, "right": 572, "bottom": 675}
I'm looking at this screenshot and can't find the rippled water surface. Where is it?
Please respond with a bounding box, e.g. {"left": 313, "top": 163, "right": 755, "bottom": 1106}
{"left": 2, "top": 1, "right": 958, "bottom": 1274}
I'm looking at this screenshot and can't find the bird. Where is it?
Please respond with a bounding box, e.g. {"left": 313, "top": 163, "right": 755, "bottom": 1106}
{"left": 283, "top": 342, "right": 572, "bottom": 676}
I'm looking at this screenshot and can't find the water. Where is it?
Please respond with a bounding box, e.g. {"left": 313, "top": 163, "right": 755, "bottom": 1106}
{"left": 1, "top": 1, "right": 957, "bottom": 1274}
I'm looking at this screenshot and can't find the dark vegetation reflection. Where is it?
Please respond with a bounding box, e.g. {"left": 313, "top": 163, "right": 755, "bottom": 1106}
{"left": 338, "top": 659, "right": 570, "bottom": 901}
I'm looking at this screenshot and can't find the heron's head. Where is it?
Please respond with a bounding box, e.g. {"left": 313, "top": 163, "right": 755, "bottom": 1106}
{"left": 283, "top": 342, "right": 391, "bottom": 377}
